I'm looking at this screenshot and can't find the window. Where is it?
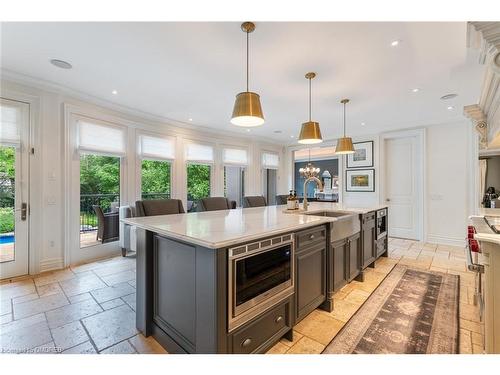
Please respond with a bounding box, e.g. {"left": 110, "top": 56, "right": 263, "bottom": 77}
{"left": 79, "top": 154, "right": 121, "bottom": 248}
{"left": 293, "top": 147, "right": 339, "bottom": 202}
{"left": 77, "top": 120, "right": 125, "bottom": 248}
{"left": 186, "top": 143, "right": 214, "bottom": 212}
{"left": 141, "top": 160, "right": 171, "bottom": 200}
{"left": 262, "top": 152, "right": 279, "bottom": 205}
{"left": 139, "top": 134, "right": 174, "bottom": 200}
{"left": 223, "top": 148, "right": 247, "bottom": 207}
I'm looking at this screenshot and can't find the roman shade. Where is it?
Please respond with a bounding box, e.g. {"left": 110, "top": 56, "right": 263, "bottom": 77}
{"left": 262, "top": 152, "right": 279, "bottom": 169}
{"left": 78, "top": 120, "right": 126, "bottom": 156}
{"left": 185, "top": 143, "right": 214, "bottom": 163}
{"left": 0, "top": 104, "right": 21, "bottom": 147}
{"left": 140, "top": 134, "right": 175, "bottom": 160}
{"left": 223, "top": 147, "right": 248, "bottom": 166}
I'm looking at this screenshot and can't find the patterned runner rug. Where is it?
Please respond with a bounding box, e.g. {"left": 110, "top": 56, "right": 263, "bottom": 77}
{"left": 323, "top": 265, "right": 459, "bottom": 354}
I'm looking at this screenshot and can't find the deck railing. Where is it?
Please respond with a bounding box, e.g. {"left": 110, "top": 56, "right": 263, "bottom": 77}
{"left": 80, "top": 192, "right": 170, "bottom": 232}
{"left": 80, "top": 193, "right": 120, "bottom": 233}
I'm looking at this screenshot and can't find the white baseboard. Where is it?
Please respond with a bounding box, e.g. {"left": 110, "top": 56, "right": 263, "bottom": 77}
{"left": 39, "top": 257, "right": 65, "bottom": 273}
{"left": 426, "top": 234, "right": 465, "bottom": 247}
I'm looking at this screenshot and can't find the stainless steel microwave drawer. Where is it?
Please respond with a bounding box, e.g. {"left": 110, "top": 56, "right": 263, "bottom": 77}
{"left": 230, "top": 300, "right": 291, "bottom": 354}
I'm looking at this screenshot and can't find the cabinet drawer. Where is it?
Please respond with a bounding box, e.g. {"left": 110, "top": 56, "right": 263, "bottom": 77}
{"left": 362, "top": 212, "right": 375, "bottom": 225}
{"left": 231, "top": 301, "right": 290, "bottom": 354}
{"left": 376, "top": 237, "right": 387, "bottom": 257}
{"left": 296, "top": 225, "right": 327, "bottom": 251}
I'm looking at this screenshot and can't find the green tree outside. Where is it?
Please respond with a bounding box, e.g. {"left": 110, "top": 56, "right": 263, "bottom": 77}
{"left": 0, "top": 146, "right": 15, "bottom": 234}
{"left": 141, "top": 160, "right": 171, "bottom": 199}
{"left": 187, "top": 164, "right": 210, "bottom": 211}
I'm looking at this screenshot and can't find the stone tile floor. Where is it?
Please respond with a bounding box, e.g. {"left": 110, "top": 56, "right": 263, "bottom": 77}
{"left": 0, "top": 238, "right": 483, "bottom": 354}
{"left": 266, "top": 238, "right": 484, "bottom": 354}
{"left": 0, "top": 254, "right": 165, "bottom": 354}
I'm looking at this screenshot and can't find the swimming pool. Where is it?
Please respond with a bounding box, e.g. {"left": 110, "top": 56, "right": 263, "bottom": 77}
{"left": 0, "top": 235, "right": 14, "bottom": 244}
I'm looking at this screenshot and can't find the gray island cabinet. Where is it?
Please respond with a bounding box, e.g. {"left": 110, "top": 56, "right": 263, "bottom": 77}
{"left": 125, "top": 203, "right": 388, "bottom": 354}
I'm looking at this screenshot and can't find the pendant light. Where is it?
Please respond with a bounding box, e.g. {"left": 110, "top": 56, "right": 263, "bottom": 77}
{"left": 298, "top": 72, "right": 323, "bottom": 144}
{"left": 335, "top": 98, "right": 355, "bottom": 154}
{"left": 231, "top": 22, "right": 265, "bottom": 127}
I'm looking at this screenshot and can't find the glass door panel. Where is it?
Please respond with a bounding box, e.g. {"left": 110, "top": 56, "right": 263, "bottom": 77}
{"left": 0, "top": 99, "right": 29, "bottom": 279}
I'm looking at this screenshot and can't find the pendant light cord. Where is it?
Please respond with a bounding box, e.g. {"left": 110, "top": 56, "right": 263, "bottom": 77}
{"left": 343, "top": 101, "right": 346, "bottom": 137}
{"left": 309, "top": 77, "right": 312, "bottom": 121}
{"left": 246, "top": 31, "right": 249, "bottom": 92}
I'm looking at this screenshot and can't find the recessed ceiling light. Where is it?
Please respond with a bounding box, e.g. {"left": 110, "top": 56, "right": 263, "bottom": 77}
{"left": 290, "top": 135, "right": 295, "bottom": 138}
{"left": 411, "top": 88, "right": 420, "bottom": 93}
{"left": 440, "top": 93, "right": 458, "bottom": 100}
{"left": 447, "top": 105, "right": 455, "bottom": 110}
{"left": 112, "top": 90, "right": 118, "bottom": 95}
{"left": 391, "top": 40, "right": 400, "bottom": 47}
{"left": 188, "top": 118, "right": 193, "bottom": 122}
{"left": 50, "top": 59, "right": 72, "bottom": 69}
{"left": 361, "top": 122, "right": 366, "bottom": 126}
{"left": 246, "top": 129, "right": 251, "bottom": 132}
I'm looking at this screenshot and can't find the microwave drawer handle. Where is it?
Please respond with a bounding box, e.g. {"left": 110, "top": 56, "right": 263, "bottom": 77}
{"left": 241, "top": 338, "right": 252, "bottom": 348}
{"left": 275, "top": 315, "right": 283, "bottom": 324}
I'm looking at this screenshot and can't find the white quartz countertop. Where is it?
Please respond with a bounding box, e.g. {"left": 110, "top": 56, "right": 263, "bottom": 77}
{"left": 470, "top": 209, "right": 500, "bottom": 245}
{"left": 122, "top": 202, "right": 387, "bottom": 249}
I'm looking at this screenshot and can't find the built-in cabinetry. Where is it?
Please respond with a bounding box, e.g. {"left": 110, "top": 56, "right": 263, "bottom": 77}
{"left": 229, "top": 296, "right": 294, "bottom": 354}
{"left": 135, "top": 207, "right": 388, "bottom": 354}
{"left": 294, "top": 225, "right": 327, "bottom": 322}
{"left": 361, "top": 211, "right": 376, "bottom": 268}
{"left": 330, "top": 233, "right": 362, "bottom": 293}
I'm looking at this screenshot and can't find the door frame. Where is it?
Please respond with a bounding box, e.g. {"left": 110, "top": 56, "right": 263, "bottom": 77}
{"left": 0, "top": 90, "right": 41, "bottom": 277}
{"left": 379, "top": 128, "right": 426, "bottom": 241}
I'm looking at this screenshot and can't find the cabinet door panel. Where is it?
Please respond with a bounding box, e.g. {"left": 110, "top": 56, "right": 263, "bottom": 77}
{"left": 348, "top": 233, "right": 361, "bottom": 281}
{"left": 332, "top": 239, "right": 347, "bottom": 292}
{"left": 296, "top": 243, "right": 326, "bottom": 321}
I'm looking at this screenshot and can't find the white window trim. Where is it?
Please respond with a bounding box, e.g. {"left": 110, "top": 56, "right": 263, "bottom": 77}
{"left": 65, "top": 108, "right": 128, "bottom": 265}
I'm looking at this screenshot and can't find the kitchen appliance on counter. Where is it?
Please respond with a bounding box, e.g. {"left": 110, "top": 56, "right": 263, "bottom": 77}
{"left": 228, "top": 234, "right": 294, "bottom": 331}
{"left": 482, "top": 187, "right": 499, "bottom": 208}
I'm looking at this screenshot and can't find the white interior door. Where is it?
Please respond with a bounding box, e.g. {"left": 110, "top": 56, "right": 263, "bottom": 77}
{"left": 0, "top": 98, "right": 30, "bottom": 279}
{"left": 384, "top": 136, "right": 420, "bottom": 240}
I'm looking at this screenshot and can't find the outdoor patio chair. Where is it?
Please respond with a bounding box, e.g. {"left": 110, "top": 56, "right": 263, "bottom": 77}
{"left": 92, "top": 205, "right": 119, "bottom": 243}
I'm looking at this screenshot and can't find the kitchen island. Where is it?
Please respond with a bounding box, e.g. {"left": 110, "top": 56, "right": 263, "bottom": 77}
{"left": 123, "top": 202, "right": 388, "bottom": 353}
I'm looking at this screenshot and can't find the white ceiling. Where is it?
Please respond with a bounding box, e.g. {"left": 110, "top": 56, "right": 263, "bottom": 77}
{"left": 0, "top": 22, "right": 485, "bottom": 144}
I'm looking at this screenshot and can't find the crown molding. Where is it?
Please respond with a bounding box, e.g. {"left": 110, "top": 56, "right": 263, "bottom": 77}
{"left": 0, "top": 68, "right": 284, "bottom": 147}
{"left": 467, "top": 22, "right": 500, "bottom": 148}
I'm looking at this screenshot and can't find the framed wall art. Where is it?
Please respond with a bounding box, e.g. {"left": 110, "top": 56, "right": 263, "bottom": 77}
{"left": 346, "top": 141, "right": 373, "bottom": 168}
{"left": 346, "top": 169, "right": 375, "bottom": 192}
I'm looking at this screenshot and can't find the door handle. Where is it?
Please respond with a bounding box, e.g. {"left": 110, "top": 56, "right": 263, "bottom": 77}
{"left": 21, "top": 202, "right": 27, "bottom": 221}
{"left": 386, "top": 198, "right": 391, "bottom": 202}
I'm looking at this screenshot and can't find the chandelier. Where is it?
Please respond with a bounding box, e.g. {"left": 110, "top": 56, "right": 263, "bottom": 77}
{"left": 299, "top": 149, "right": 320, "bottom": 178}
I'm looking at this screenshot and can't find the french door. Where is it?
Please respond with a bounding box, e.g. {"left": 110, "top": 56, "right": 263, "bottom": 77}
{"left": 0, "top": 98, "right": 30, "bottom": 279}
